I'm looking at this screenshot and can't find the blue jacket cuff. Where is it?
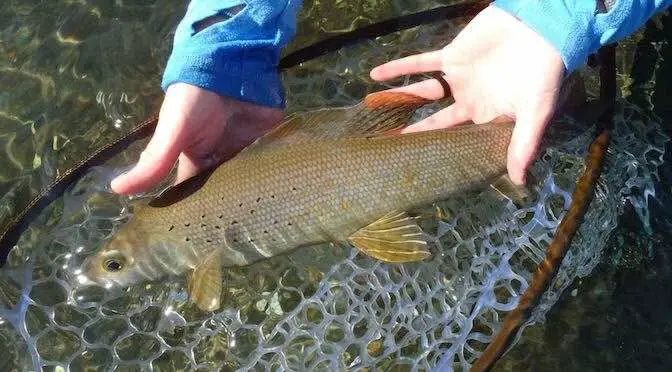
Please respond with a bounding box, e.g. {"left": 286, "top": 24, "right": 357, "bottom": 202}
{"left": 494, "top": 1, "right": 599, "bottom": 73}
{"left": 162, "top": 47, "right": 285, "bottom": 108}
{"left": 161, "top": 1, "right": 302, "bottom": 109}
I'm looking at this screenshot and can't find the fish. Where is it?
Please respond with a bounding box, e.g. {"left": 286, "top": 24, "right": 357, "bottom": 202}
{"left": 0, "top": 0, "right": 491, "bottom": 267}
{"left": 81, "top": 91, "right": 514, "bottom": 312}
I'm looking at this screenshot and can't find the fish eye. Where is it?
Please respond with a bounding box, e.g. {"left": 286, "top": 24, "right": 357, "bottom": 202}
{"left": 104, "top": 259, "right": 123, "bottom": 272}
{"left": 102, "top": 252, "right": 126, "bottom": 272}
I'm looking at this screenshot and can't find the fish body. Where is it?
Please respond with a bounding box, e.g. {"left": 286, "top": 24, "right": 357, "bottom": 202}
{"left": 83, "top": 92, "right": 513, "bottom": 311}
{"left": 146, "top": 123, "right": 510, "bottom": 264}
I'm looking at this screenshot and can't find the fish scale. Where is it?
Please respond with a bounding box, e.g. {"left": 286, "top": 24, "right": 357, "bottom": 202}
{"left": 82, "top": 92, "right": 514, "bottom": 311}
{"left": 136, "top": 122, "right": 513, "bottom": 267}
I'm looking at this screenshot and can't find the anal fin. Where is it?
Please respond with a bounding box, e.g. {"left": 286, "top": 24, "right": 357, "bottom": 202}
{"left": 348, "top": 211, "right": 431, "bottom": 263}
{"left": 187, "top": 252, "right": 222, "bottom": 312}
{"left": 489, "top": 174, "right": 532, "bottom": 205}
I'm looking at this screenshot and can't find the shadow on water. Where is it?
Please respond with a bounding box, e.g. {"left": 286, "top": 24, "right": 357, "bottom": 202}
{"left": 610, "top": 10, "right": 672, "bottom": 370}
{"left": 496, "top": 11, "right": 672, "bottom": 372}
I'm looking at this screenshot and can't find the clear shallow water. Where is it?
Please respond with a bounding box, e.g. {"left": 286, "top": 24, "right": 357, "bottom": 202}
{"left": 0, "top": 1, "right": 669, "bottom": 371}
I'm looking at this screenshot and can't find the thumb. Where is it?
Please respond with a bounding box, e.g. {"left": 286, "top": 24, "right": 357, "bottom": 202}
{"left": 507, "top": 105, "right": 554, "bottom": 185}
{"left": 110, "top": 116, "right": 186, "bottom": 195}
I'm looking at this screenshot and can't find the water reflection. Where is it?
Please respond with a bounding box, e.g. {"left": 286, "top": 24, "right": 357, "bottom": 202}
{"left": 0, "top": 1, "right": 669, "bottom": 371}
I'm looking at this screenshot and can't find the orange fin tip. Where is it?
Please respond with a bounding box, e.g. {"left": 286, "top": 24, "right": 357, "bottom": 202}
{"left": 364, "top": 91, "right": 432, "bottom": 110}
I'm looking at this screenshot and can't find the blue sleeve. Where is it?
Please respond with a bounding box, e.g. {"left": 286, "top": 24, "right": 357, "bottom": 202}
{"left": 495, "top": 0, "right": 672, "bottom": 72}
{"left": 161, "top": 1, "right": 303, "bottom": 109}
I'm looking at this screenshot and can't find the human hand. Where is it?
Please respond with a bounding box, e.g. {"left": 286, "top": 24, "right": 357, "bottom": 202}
{"left": 110, "top": 83, "right": 283, "bottom": 195}
{"left": 370, "top": 5, "right": 566, "bottom": 185}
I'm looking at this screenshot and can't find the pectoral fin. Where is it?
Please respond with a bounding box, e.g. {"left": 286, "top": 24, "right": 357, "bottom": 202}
{"left": 348, "top": 211, "right": 431, "bottom": 263}
{"left": 187, "top": 253, "right": 222, "bottom": 312}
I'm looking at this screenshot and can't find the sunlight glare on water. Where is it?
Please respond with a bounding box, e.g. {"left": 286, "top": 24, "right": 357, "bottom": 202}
{"left": 0, "top": 1, "right": 668, "bottom": 371}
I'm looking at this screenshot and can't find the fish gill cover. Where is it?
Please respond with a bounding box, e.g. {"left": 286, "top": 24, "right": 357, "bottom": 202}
{"left": 0, "top": 1, "right": 667, "bottom": 371}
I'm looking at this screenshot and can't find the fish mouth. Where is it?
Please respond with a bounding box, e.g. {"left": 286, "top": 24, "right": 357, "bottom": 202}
{"left": 75, "top": 272, "right": 118, "bottom": 289}
{"left": 75, "top": 273, "right": 96, "bottom": 286}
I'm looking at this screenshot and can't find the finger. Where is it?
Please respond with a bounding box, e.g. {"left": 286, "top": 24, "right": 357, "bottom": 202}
{"left": 370, "top": 50, "right": 443, "bottom": 81}
{"left": 110, "top": 117, "right": 186, "bottom": 195}
{"left": 384, "top": 78, "right": 449, "bottom": 101}
{"left": 401, "top": 104, "right": 470, "bottom": 133}
{"left": 175, "top": 153, "right": 209, "bottom": 185}
{"left": 507, "top": 107, "right": 554, "bottom": 185}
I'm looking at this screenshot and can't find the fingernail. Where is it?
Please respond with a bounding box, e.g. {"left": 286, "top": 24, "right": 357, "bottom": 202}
{"left": 110, "top": 177, "right": 121, "bottom": 192}
{"left": 110, "top": 171, "right": 129, "bottom": 191}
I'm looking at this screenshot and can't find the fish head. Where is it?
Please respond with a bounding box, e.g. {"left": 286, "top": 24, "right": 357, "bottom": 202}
{"left": 81, "top": 221, "right": 182, "bottom": 289}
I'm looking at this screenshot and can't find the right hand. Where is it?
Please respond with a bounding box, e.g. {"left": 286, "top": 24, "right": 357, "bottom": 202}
{"left": 110, "top": 83, "right": 283, "bottom": 195}
{"left": 370, "top": 5, "right": 566, "bottom": 185}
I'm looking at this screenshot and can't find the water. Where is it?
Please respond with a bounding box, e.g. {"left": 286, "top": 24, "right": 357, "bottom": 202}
{"left": 497, "top": 13, "right": 672, "bottom": 371}
{"left": 0, "top": 1, "right": 669, "bottom": 371}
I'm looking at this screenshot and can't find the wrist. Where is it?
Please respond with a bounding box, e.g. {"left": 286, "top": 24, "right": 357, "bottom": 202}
{"left": 162, "top": 47, "right": 284, "bottom": 108}
{"left": 494, "top": 1, "right": 598, "bottom": 73}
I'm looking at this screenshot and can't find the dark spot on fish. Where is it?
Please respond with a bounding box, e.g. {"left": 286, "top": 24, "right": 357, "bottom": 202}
{"left": 288, "top": 222, "right": 292, "bottom": 226}
{"left": 185, "top": 237, "right": 190, "bottom": 242}
{"left": 292, "top": 187, "right": 297, "bottom": 191}
{"left": 218, "top": 215, "right": 223, "bottom": 219}
{"left": 215, "top": 225, "right": 221, "bottom": 229}
{"left": 250, "top": 210, "right": 255, "bottom": 215}
{"left": 256, "top": 197, "right": 261, "bottom": 202}
{"left": 201, "top": 214, "right": 205, "bottom": 218}
{"left": 249, "top": 239, "right": 254, "bottom": 242}
{"left": 233, "top": 239, "right": 238, "bottom": 243}
{"left": 231, "top": 220, "right": 238, "bottom": 225}
{"left": 239, "top": 203, "right": 243, "bottom": 207}
{"left": 184, "top": 223, "right": 190, "bottom": 227}
{"left": 168, "top": 225, "right": 174, "bottom": 232}
{"left": 263, "top": 230, "right": 268, "bottom": 234}
{"left": 206, "top": 239, "right": 212, "bottom": 243}
{"left": 271, "top": 195, "right": 275, "bottom": 199}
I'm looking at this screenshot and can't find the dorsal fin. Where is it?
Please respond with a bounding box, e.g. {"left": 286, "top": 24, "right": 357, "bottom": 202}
{"left": 148, "top": 92, "right": 431, "bottom": 208}
{"left": 237, "top": 91, "right": 431, "bottom": 157}
{"left": 362, "top": 91, "right": 430, "bottom": 109}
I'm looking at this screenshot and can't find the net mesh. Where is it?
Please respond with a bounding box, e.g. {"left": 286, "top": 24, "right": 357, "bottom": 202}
{"left": 0, "top": 1, "right": 667, "bottom": 371}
